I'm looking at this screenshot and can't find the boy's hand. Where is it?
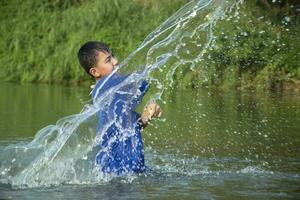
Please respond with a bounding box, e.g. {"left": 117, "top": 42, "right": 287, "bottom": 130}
{"left": 141, "top": 100, "right": 162, "bottom": 125}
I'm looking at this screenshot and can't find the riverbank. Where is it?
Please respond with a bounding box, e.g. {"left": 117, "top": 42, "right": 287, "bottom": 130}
{"left": 0, "top": 0, "right": 299, "bottom": 91}
{"left": 0, "top": 0, "right": 188, "bottom": 83}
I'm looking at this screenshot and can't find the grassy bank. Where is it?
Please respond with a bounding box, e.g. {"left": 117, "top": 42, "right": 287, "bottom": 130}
{"left": 0, "top": 0, "right": 187, "bottom": 84}
{"left": 172, "top": 0, "right": 300, "bottom": 91}
{"left": 0, "top": 0, "right": 299, "bottom": 91}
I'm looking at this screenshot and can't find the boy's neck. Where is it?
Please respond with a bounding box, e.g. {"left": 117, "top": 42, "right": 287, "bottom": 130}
{"left": 95, "top": 75, "right": 103, "bottom": 81}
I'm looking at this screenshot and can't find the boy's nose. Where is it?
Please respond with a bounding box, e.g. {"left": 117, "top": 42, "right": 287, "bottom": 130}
{"left": 112, "top": 57, "right": 118, "bottom": 66}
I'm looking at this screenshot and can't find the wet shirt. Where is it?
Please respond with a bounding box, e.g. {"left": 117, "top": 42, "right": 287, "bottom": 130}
{"left": 91, "top": 73, "right": 149, "bottom": 174}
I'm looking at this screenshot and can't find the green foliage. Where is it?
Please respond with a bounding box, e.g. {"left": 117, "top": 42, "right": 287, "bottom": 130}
{"left": 0, "top": 0, "right": 187, "bottom": 84}
{"left": 0, "top": 0, "right": 299, "bottom": 91}
{"left": 190, "top": 0, "right": 300, "bottom": 91}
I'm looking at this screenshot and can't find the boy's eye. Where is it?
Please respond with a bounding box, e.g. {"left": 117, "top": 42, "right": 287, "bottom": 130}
{"left": 105, "top": 56, "right": 111, "bottom": 63}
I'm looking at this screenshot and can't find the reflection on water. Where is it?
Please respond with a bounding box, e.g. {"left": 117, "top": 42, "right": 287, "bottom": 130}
{"left": 0, "top": 83, "right": 299, "bottom": 199}
{"left": 145, "top": 90, "right": 300, "bottom": 165}
{"left": 0, "top": 82, "right": 88, "bottom": 140}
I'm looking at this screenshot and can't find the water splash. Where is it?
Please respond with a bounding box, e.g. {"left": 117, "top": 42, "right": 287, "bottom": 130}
{"left": 0, "top": 0, "right": 242, "bottom": 188}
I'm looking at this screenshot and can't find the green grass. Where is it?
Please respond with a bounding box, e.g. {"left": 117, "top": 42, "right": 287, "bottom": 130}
{"left": 0, "top": 0, "right": 188, "bottom": 84}
{"left": 171, "top": 0, "right": 300, "bottom": 91}
{"left": 0, "top": 0, "right": 299, "bottom": 91}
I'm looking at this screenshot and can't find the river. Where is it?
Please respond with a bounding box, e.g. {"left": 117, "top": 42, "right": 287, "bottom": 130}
{"left": 0, "top": 82, "right": 299, "bottom": 199}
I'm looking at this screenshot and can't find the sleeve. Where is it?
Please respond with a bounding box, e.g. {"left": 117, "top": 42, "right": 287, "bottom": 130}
{"left": 111, "top": 79, "right": 149, "bottom": 131}
{"left": 126, "top": 79, "right": 149, "bottom": 112}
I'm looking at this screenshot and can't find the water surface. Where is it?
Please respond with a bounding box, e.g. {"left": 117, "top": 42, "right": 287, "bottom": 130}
{"left": 0, "top": 83, "right": 299, "bottom": 199}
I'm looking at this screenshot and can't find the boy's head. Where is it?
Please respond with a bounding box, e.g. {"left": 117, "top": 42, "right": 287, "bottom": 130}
{"left": 78, "top": 41, "right": 118, "bottom": 80}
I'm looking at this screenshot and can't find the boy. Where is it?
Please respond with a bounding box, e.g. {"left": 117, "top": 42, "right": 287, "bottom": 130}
{"left": 78, "top": 41, "right": 162, "bottom": 175}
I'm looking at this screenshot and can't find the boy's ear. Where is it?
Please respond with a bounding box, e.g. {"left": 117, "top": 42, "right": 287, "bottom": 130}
{"left": 89, "top": 67, "right": 100, "bottom": 78}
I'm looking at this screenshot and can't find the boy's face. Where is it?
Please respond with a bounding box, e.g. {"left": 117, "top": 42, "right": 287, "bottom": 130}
{"left": 89, "top": 51, "right": 118, "bottom": 80}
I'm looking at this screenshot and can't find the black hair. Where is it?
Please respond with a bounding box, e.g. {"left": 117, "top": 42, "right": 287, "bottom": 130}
{"left": 77, "top": 41, "right": 111, "bottom": 75}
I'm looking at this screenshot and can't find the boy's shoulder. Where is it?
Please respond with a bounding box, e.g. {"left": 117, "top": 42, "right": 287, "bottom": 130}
{"left": 91, "top": 72, "right": 149, "bottom": 103}
{"left": 91, "top": 73, "right": 128, "bottom": 98}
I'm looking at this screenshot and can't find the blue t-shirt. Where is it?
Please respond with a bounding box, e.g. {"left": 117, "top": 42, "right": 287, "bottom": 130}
{"left": 91, "top": 73, "right": 149, "bottom": 174}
